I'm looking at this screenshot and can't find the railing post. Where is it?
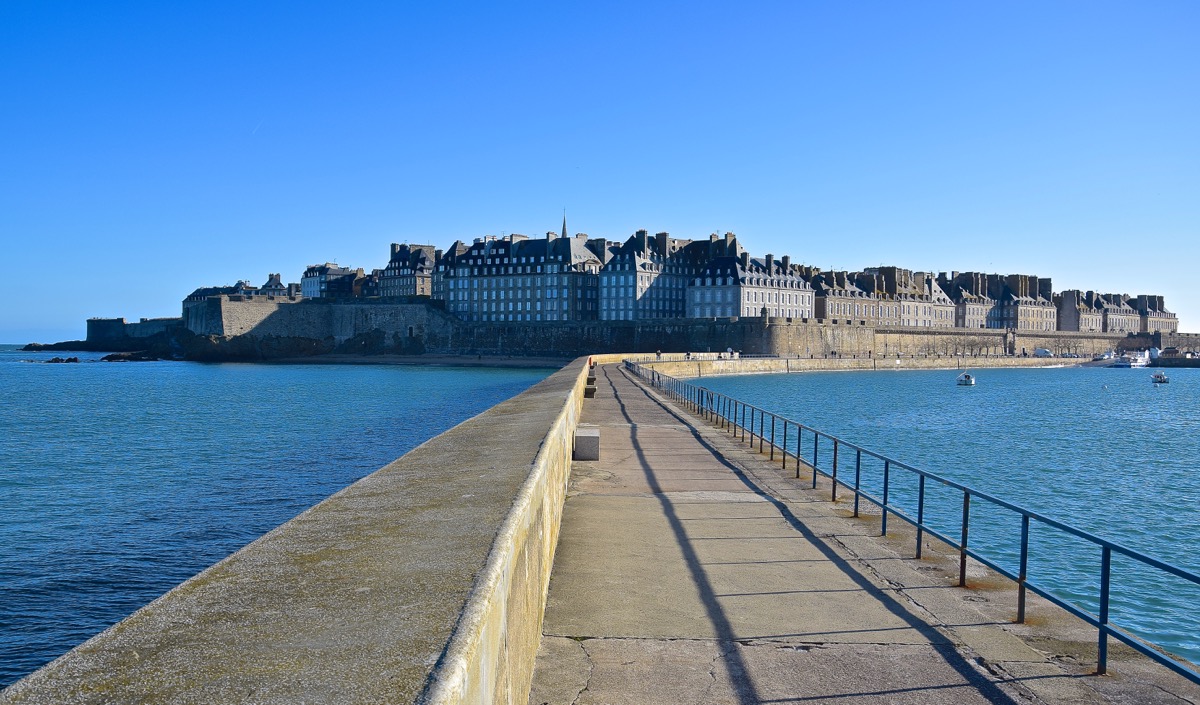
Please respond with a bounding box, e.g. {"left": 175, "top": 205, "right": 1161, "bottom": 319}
{"left": 758, "top": 410, "right": 765, "bottom": 453}
{"left": 1017, "top": 515, "right": 1030, "bottom": 623}
{"left": 812, "top": 434, "right": 819, "bottom": 489}
{"left": 781, "top": 421, "right": 788, "bottom": 469}
{"left": 749, "top": 406, "right": 755, "bottom": 445}
{"left": 916, "top": 475, "right": 926, "bottom": 559}
{"left": 881, "top": 460, "right": 890, "bottom": 535}
{"left": 853, "top": 450, "right": 862, "bottom": 517}
{"left": 831, "top": 440, "right": 839, "bottom": 502}
{"left": 1098, "top": 546, "right": 1112, "bottom": 674}
{"left": 769, "top": 415, "right": 776, "bottom": 460}
{"left": 959, "top": 492, "right": 971, "bottom": 587}
{"left": 795, "top": 427, "right": 803, "bottom": 479}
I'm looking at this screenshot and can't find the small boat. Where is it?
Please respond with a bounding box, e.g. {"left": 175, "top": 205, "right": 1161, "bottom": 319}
{"left": 1110, "top": 352, "right": 1150, "bottom": 368}
{"left": 1152, "top": 372, "right": 1169, "bottom": 384}
{"left": 956, "top": 372, "right": 976, "bottom": 386}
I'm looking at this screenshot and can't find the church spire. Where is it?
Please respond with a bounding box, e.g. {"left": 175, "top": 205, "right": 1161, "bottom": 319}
{"left": 561, "top": 210, "right": 567, "bottom": 239}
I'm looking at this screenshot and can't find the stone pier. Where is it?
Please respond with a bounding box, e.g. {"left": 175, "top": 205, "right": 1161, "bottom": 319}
{"left": 527, "top": 363, "right": 1200, "bottom": 704}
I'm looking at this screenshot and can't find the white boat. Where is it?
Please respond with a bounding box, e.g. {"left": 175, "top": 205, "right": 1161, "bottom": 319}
{"left": 1152, "top": 372, "right": 1169, "bottom": 384}
{"left": 1110, "top": 352, "right": 1150, "bottom": 368}
{"left": 956, "top": 372, "right": 976, "bottom": 386}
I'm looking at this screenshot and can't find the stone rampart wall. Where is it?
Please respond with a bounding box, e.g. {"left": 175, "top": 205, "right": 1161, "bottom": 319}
{"left": 83, "top": 317, "right": 184, "bottom": 350}
{"left": 189, "top": 298, "right": 1146, "bottom": 361}
{"left": 124, "top": 318, "right": 182, "bottom": 339}
{"left": 1, "top": 359, "right": 590, "bottom": 705}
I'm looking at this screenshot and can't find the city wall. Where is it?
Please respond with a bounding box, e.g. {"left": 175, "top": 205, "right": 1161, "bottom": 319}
{"left": 641, "top": 355, "right": 1070, "bottom": 379}
{"left": 2, "top": 358, "right": 595, "bottom": 705}
{"left": 180, "top": 298, "right": 1132, "bottom": 361}
{"left": 74, "top": 316, "right": 184, "bottom": 351}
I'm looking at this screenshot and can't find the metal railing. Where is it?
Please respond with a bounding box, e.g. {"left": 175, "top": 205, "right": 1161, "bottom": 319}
{"left": 624, "top": 359, "right": 1200, "bottom": 684}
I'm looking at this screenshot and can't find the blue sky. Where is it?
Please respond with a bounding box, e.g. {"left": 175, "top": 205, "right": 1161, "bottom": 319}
{"left": 2, "top": 1, "right": 1196, "bottom": 342}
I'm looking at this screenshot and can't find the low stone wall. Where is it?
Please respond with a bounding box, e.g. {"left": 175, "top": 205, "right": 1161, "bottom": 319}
{"left": 642, "top": 355, "right": 1071, "bottom": 379}
{"left": 1, "top": 359, "right": 589, "bottom": 705}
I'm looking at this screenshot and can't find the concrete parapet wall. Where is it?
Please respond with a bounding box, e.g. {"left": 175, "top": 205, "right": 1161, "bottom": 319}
{"left": 422, "top": 360, "right": 587, "bottom": 704}
{"left": 1, "top": 359, "right": 589, "bottom": 705}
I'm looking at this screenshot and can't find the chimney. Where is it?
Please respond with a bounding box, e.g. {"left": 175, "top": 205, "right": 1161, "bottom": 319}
{"left": 636, "top": 229, "right": 648, "bottom": 252}
{"left": 656, "top": 232, "right": 669, "bottom": 257}
{"left": 391, "top": 243, "right": 401, "bottom": 256}
{"left": 546, "top": 230, "right": 557, "bottom": 241}
{"left": 740, "top": 251, "right": 750, "bottom": 270}
{"left": 781, "top": 255, "right": 790, "bottom": 270}
{"left": 765, "top": 254, "right": 774, "bottom": 274}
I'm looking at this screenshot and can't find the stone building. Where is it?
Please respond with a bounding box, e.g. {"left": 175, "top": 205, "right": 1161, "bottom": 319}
{"left": 1133, "top": 295, "right": 1178, "bottom": 333}
{"left": 688, "top": 251, "right": 813, "bottom": 319}
{"left": 800, "top": 269, "right": 875, "bottom": 323}
{"left": 300, "top": 263, "right": 365, "bottom": 299}
{"left": 856, "top": 266, "right": 954, "bottom": 328}
{"left": 432, "top": 241, "right": 469, "bottom": 304}
{"left": 939, "top": 272, "right": 1055, "bottom": 330}
{"left": 1097, "top": 294, "right": 1140, "bottom": 333}
{"left": 1054, "top": 290, "right": 1104, "bottom": 332}
{"left": 995, "top": 274, "right": 1056, "bottom": 331}
{"left": 360, "top": 269, "right": 383, "bottom": 298}
{"left": 441, "top": 229, "right": 604, "bottom": 323}
{"left": 599, "top": 229, "right": 703, "bottom": 321}
{"left": 938, "top": 272, "right": 997, "bottom": 329}
{"left": 258, "top": 273, "right": 289, "bottom": 297}
{"left": 380, "top": 243, "right": 439, "bottom": 297}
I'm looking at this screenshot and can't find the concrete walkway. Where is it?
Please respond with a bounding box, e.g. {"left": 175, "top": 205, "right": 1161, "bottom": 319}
{"left": 527, "top": 364, "right": 1200, "bottom": 705}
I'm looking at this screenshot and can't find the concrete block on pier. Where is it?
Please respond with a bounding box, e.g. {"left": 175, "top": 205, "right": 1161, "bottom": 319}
{"left": 584, "top": 384, "right": 597, "bottom": 398}
{"left": 574, "top": 425, "right": 600, "bottom": 461}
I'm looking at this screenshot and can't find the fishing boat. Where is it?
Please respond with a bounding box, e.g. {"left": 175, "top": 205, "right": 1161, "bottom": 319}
{"left": 1152, "top": 371, "right": 1169, "bottom": 384}
{"left": 956, "top": 372, "right": 976, "bottom": 386}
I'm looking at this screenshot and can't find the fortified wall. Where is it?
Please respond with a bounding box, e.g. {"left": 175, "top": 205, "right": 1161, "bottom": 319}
{"left": 181, "top": 297, "right": 1133, "bottom": 361}
{"left": 77, "top": 317, "right": 185, "bottom": 352}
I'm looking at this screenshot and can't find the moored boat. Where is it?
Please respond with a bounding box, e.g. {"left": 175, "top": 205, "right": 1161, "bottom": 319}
{"left": 956, "top": 372, "right": 975, "bottom": 386}
{"left": 1152, "top": 371, "right": 1169, "bottom": 384}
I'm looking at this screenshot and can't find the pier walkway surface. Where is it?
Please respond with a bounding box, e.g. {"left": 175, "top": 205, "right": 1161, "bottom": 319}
{"left": 528, "top": 364, "right": 1200, "bottom": 705}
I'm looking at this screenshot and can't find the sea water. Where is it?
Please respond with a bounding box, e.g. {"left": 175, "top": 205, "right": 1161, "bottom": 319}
{"left": 0, "top": 345, "right": 552, "bottom": 688}
{"left": 699, "top": 365, "right": 1200, "bottom": 667}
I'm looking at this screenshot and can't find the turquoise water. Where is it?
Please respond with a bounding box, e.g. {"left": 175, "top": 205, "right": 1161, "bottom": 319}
{"left": 0, "top": 345, "right": 552, "bottom": 688}
{"left": 699, "top": 366, "right": 1200, "bottom": 667}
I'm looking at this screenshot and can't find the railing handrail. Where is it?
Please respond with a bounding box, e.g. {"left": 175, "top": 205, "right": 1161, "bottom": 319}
{"left": 622, "top": 358, "right": 1200, "bottom": 684}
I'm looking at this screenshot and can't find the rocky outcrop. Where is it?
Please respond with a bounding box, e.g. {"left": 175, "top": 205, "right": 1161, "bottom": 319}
{"left": 101, "top": 351, "right": 161, "bottom": 362}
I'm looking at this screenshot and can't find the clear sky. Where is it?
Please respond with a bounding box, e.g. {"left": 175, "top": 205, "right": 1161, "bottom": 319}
{"left": 2, "top": 1, "right": 1196, "bottom": 343}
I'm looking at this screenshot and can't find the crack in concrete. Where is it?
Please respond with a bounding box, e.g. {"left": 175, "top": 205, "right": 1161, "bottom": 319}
{"left": 570, "top": 637, "right": 594, "bottom": 705}
{"left": 698, "top": 641, "right": 727, "bottom": 704}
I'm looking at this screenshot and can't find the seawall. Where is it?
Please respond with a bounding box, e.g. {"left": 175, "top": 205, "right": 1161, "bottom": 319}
{"left": 172, "top": 296, "right": 1142, "bottom": 361}
{"left": 1, "top": 357, "right": 595, "bottom": 705}
{"left": 638, "top": 355, "right": 1071, "bottom": 379}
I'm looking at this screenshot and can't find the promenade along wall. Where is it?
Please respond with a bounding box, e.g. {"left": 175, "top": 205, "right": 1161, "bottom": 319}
{"left": 2, "top": 358, "right": 594, "bottom": 705}
{"left": 184, "top": 298, "right": 1132, "bottom": 360}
